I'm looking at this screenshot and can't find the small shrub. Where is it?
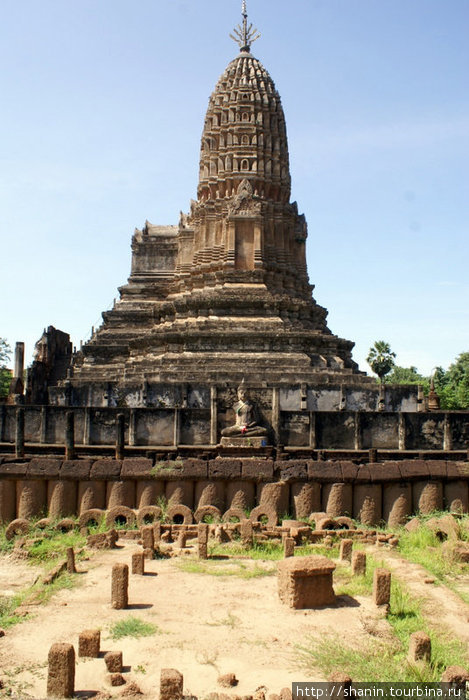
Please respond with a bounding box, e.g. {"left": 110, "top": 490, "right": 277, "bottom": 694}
{"left": 109, "top": 616, "right": 161, "bottom": 640}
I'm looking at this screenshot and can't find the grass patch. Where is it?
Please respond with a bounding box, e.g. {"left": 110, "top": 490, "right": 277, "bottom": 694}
{"left": 208, "top": 540, "right": 340, "bottom": 561}
{"left": 299, "top": 561, "right": 468, "bottom": 682}
{"left": 209, "top": 540, "right": 283, "bottom": 560}
{"left": 0, "top": 519, "right": 85, "bottom": 630}
{"left": 109, "top": 616, "right": 161, "bottom": 640}
{"left": 0, "top": 571, "right": 78, "bottom": 629}
{"left": 396, "top": 515, "right": 469, "bottom": 604}
{"left": 27, "top": 529, "right": 86, "bottom": 568}
{"left": 334, "top": 555, "right": 380, "bottom": 597}
{"left": 298, "top": 633, "right": 403, "bottom": 682}
{"left": 0, "top": 593, "right": 26, "bottom": 629}
{"left": 0, "top": 518, "right": 88, "bottom": 569}
{"left": 397, "top": 521, "right": 468, "bottom": 579}
{"left": 176, "top": 558, "right": 275, "bottom": 579}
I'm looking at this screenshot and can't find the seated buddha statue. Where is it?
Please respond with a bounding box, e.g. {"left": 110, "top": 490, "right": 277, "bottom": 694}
{"left": 221, "top": 385, "right": 268, "bottom": 437}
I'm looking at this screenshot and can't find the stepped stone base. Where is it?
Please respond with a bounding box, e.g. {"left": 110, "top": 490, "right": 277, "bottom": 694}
{"left": 220, "top": 437, "right": 269, "bottom": 448}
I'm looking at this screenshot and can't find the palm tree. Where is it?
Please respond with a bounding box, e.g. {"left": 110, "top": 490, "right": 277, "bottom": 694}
{"left": 367, "top": 341, "right": 396, "bottom": 383}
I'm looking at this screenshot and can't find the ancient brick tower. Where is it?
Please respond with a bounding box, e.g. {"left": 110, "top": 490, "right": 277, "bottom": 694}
{"left": 62, "top": 3, "right": 373, "bottom": 407}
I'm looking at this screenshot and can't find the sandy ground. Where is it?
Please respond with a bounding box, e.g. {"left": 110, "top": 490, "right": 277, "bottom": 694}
{"left": 0, "top": 541, "right": 467, "bottom": 699}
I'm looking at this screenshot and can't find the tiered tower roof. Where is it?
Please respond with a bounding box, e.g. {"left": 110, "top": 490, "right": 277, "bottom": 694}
{"left": 64, "top": 2, "right": 370, "bottom": 398}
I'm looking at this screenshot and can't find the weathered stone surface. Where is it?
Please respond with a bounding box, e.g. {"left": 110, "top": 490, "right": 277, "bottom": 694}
{"left": 399, "top": 460, "right": 428, "bottom": 480}
{"left": 353, "top": 484, "right": 381, "bottom": 525}
{"left": 77, "top": 481, "right": 106, "bottom": 512}
{"left": 136, "top": 481, "right": 165, "bottom": 509}
{"left": 322, "top": 483, "right": 352, "bottom": 517}
{"left": 111, "top": 563, "right": 129, "bottom": 609}
{"left": 27, "top": 458, "right": 62, "bottom": 478}
{"left": 78, "top": 629, "right": 100, "bottom": 658}
{"left": 104, "top": 651, "right": 123, "bottom": 673}
{"left": 47, "top": 480, "right": 77, "bottom": 518}
{"left": 195, "top": 480, "right": 225, "bottom": 510}
{"left": 0, "top": 480, "right": 16, "bottom": 523}
{"left": 131, "top": 552, "right": 145, "bottom": 575}
{"left": 109, "top": 673, "right": 126, "bottom": 687}
{"left": 257, "top": 481, "right": 289, "bottom": 515}
{"left": 226, "top": 480, "right": 255, "bottom": 510}
{"left": 355, "top": 465, "right": 371, "bottom": 483}
{"left": 340, "top": 461, "right": 359, "bottom": 482}
{"left": 427, "top": 461, "right": 447, "bottom": 479}
{"left": 383, "top": 483, "right": 412, "bottom": 527}
{"left": 167, "top": 504, "right": 193, "bottom": 525}
{"left": 208, "top": 459, "right": 242, "bottom": 479}
{"left": 442, "top": 541, "right": 469, "bottom": 563}
{"left": 413, "top": 481, "right": 443, "bottom": 514}
{"left": 240, "top": 518, "right": 253, "bottom": 547}
{"left": 60, "top": 459, "right": 93, "bottom": 480}
{"left": 307, "top": 462, "right": 342, "bottom": 482}
{"left": 426, "top": 515, "right": 460, "bottom": 540}
{"left": 178, "top": 459, "right": 208, "bottom": 478}
{"left": 441, "top": 665, "right": 469, "bottom": 686}
{"left": 141, "top": 525, "right": 155, "bottom": 550}
{"left": 47, "top": 642, "right": 75, "bottom": 698}
{"left": 339, "top": 539, "right": 353, "bottom": 562}
{"left": 291, "top": 482, "right": 321, "bottom": 519}
{"left": 166, "top": 481, "right": 193, "bottom": 508}
{"left": 217, "top": 673, "right": 238, "bottom": 687}
{"left": 90, "top": 459, "right": 121, "bottom": 481}
{"left": 250, "top": 505, "right": 277, "bottom": 526}
{"left": 284, "top": 537, "right": 295, "bottom": 558}
{"left": 407, "top": 631, "right": 431, "bottom": 664}
{"left": 278, "top": 555, "right": 336, "bottom": 608}
{"left": 106, "top": 481, "right": 136, "bottom": 509}
{"left": 16, "top": 480, "right": 46, "bottom": 519}
{"left": 373, "top": 568, "right": 391, "bottom": 606}
{"left": 5, "top": 518, "right": 30, "bottom": 541}
{"left": 369, "top": 462, "right": 401, "bottom": 482}
{"left": 160, "top": 668, "right": 183, "bottom": 700}
{"left": 444, "top": 481, "right": 468, "bottom": 513}
{"left": 447, "top": 462, "right": 469, "bottom": 479}
{"left": 121, "top": 458, "right": 153, "bottom": 479}
{"left": 0, "top": 461, "right": 28, "bottom": 478}
{"left": 351, "top": 551, "right": 366, "bottom": 575}
{"left": 241, "top": 459, "right": 274, "bottom": 480}
{"left": 277, "top": 460, "right": 307, "bottom": 481}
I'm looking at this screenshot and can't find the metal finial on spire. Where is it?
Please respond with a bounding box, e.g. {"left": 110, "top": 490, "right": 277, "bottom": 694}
{"left": 229, "top": 0, "right": 261, "bottom": 52}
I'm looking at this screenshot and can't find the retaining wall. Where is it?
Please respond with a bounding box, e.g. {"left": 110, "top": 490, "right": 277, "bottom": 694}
{"left": 0, "top": 457, "right": 467, "bottom": 525}
{"left": 2, "top": 406, "right": 469, "bottom": 450}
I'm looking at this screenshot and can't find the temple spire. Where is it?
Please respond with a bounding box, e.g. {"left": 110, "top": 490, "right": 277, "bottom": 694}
{"left": 229, "top": 0, "right": 260, "bottom": 52}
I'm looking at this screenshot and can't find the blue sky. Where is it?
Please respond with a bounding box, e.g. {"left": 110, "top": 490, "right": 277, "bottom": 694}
{"left": 1, "top": 0, "right": 468, "bottom": 375}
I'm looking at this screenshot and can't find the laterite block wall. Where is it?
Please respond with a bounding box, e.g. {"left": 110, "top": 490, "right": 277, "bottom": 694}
{"left": 0, "top": 457, "right": 467, "bottom": 526}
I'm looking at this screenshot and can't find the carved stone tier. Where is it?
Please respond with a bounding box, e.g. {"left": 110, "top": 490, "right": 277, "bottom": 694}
{"left": 60, "top": 41, "right": 374, "bottom": 404}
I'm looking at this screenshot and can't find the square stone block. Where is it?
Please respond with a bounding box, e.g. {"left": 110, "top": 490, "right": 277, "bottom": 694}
{"left": 220, "top": 437, "right": 268, "bottom": 448}
{"left": 278, "top": 555, "right": 336, "bottom": 609}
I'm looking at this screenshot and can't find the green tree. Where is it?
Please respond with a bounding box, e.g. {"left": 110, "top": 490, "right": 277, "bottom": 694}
{"left": 434, "top": 353, "right": 469, "bottom": 410}
{"left": 0, "top": 338, "right": 12, "bottom": 398}
{"left": 366, "top": 340, "right": 396, "bottom": 383}
{"left": 384, "top": 365, "right": 429, "bottom": 390}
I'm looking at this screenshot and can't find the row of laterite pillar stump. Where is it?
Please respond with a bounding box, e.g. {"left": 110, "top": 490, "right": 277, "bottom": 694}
{"left": 44, "top": 520, "right": 469, "bottom": 697}
{"left": 3, "top": 477, "right": 467, "bottom": 526}
{"left": 47, "top": 637, "right": 183, "bottom": 699}
{"left": 45, "top": 524, "right": 389, "bottom": 697}
{"left": 46, "top": 522, "right": 210, "bottom": 698}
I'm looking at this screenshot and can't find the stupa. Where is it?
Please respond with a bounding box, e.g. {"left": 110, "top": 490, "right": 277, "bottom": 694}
{"left": 47, "top": 2, "right": 379, "bottom": 410}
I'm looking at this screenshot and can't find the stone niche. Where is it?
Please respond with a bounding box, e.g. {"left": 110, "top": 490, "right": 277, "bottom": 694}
{"left": 277, "top": 555, "right": 336, "bottom": 609}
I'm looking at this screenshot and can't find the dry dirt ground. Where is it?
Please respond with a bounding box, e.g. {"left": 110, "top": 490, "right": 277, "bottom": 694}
{"left": 0, "top": 540, "right": 468, "bottom": 699}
